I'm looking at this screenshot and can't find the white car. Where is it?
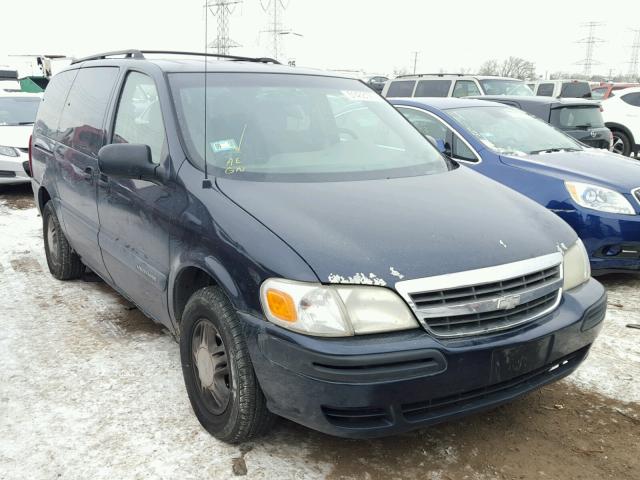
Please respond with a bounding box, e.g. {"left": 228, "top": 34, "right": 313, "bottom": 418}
{"left": 382, "top": 74, "right": 534, "bottom": 98}
{"left": 601, "top": 87, "right": 640, "bottom": 157}
{"left": 530, "top": 79, "right": 592, "bottom": 99}
{"left": 0, "top": 91, "right": 41, "bottom": 185}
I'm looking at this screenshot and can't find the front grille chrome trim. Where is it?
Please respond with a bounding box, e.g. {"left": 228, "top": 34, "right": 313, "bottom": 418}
{"left": 395, "top": 252, "right": 563, "bottom": 338}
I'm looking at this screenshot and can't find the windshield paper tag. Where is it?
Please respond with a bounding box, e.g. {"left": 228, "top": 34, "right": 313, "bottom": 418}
{"left": 211, "top": 139, "right": 238, "bottom": 153}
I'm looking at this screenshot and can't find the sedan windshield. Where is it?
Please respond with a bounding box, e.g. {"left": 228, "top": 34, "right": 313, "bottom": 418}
{"left": 447, "top": 106, "right": 582, "bottom": 156}
{"left": 0, "top": 96, "right": 41, "bottom": 126}
{"left": 169, "top": 73, "right": 449, "bottom": 182}
{"left": 479, "top": 80, "right": 533, "bottom": 96}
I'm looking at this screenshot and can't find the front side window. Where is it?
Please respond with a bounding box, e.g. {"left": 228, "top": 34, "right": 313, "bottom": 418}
{"left": 113, "top": 72, "right": 166, "bottom": 164}
{"left": 414, "top": 80, "right": 451, "bottom": 97}
{"left": 398, "top": 107, "right": 478, "bottom": 162}
{"left": 536, "top": 83, "right": 555, "bottom": 97}
{"left": 447, "top": 106, "right": 581, "bottom": 156}
{"left": 169, "top": 73, "right": 449, "bottom": 182}
{"left": 452, "top": 80, "right": 481, "bottom": 98}
{"left": 479, "top": 80, "right": 533, "bottom": 96}
{"left": 0, "top": 96, "right": 41, "bottom": 126}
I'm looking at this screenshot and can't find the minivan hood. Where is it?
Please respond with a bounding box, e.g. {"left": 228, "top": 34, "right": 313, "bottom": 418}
{"left": 217, "top": 168, "right": 576, "bottom": 286}
{"left": 0, "top": 125, "right": 32, "bottom": 148}
{"left": 500, "top": 149, "right": 640, "bottom": 192}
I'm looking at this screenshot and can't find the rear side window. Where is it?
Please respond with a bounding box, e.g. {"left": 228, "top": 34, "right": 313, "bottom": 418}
{"left": 58, "top": 67, "right": 119, "bottom": 157}
{"left": 590, "top": 87, "right": 607, "bottom": 100}
{"left": 414, "top": 80, "right": 451, "bottom": 97}
{"left": 537, "top": 83, "right": 554, "bottom": 97}
{"left": 560, "top": 82, "right": 591, "bottom": 99}
{"left": 34, "top": 70, "right": 77, "bottom": 140}
{"left": 452, "top": 80, "right": 481, "bottom": 98}
{"left": 550, "top": 106, "right": 605, "bottom": 128}
{"left": 621, "top": 92, "right": 640, "bottom": 107}
{"left": 385, "top": 80, "right": 416, "bottom": 97}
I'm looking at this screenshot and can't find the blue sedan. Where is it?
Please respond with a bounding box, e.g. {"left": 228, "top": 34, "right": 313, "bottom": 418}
{"left": 390, "top": 97, "right": 640, "bottom": 274}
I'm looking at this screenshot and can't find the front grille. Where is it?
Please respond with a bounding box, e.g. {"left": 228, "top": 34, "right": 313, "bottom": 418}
{"left": 322, "top": 406, "right": 391, "bottom": 429}
{"left": 395, "top": 253, "right": 563, "bottom": 338}
{"left": 0, "top": 170, "right": 17, "bottom": 178}
{"left": 425, "top": 291, "right": 559, "bottom": 336}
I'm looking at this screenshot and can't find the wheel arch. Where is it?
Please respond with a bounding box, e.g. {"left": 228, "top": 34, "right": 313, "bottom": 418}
{"left": 605, "top": 122, "right": 635, "bottom": 146}
{"left": 37, "top": 186, "right": 52, "bottom": 213}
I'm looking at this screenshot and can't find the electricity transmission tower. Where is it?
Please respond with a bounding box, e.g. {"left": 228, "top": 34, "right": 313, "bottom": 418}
{"left": 204, "top": 0, "right": 242, "bottom": 55}
{"left": 576, "top": 21, "right": 605, "bottom": 76}
{"left": 260, "top": 0, "right": 301, "bottom": 60}
{"left": 629, "top": 28, "right": 640, "bottom": 79}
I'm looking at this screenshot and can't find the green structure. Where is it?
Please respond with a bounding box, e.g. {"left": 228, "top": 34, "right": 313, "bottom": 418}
{"left": 19, "top": 76, "right": 49, "bottom": 93}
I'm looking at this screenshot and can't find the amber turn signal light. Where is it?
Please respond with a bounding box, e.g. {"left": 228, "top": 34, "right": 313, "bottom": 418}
{"left": 266, "top": 289, "right": 297, "bottom": 322}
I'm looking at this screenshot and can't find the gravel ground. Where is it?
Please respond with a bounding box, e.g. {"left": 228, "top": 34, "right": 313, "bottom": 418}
{"left": 1, "top": 184, "right": 639, "bottom": 480}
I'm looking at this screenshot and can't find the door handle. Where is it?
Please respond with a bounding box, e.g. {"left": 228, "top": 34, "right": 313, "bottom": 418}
{"left": 83, "top": 166, "right": 94, "bottom": 182}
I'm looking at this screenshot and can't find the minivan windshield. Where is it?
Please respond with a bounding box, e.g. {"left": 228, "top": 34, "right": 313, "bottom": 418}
{"left": 479, "top": 80, "right": 533, "bottom": 96}
{"left": 0, "top": 96, "right": 41, "bottom": 126}
{"left": 448, "top": 106, "right": 582, "bottom": 156}
{"left": 169, "top": 73, "right": 449, "bottom": 181}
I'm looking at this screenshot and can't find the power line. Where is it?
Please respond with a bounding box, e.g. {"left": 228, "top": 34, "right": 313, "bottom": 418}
{"left": 260, "top": 0, "right": 300, "bottom": 60}
{"left": 576, "top": 21, "right": 605, "bottom": 76}
{"left": 628, "top": 28, "right": 640, "bottom": 79}
{"left": 204, "top": 0, "right": 242, "bottom": 56}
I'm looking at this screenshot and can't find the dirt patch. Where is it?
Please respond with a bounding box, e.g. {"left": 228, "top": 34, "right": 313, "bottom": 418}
{"left": 300, "top": 382, "right": 639, "bottom": 480}
{"left": 0, "top": 184, "right": 35, "bottom": 210}
{"left": 9, "top": 255, "right": 42, "bottom": 273}
{"left": 94, "top": 307, "right": 165, "bottom": 337}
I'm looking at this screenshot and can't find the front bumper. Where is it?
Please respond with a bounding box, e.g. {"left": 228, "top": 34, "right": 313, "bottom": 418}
{"left": 558, "top": 208, "right": 640, "bottom": 273}
{"left": 0, "top": 151, "right": 30, "bottom": 185}
{"left": 243, "top": 278, "right": 606, "bottom": 438}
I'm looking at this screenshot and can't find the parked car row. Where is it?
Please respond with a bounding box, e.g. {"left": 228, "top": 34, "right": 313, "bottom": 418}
{"left": 20, "top": 50, "right": 639, "bottom": 445}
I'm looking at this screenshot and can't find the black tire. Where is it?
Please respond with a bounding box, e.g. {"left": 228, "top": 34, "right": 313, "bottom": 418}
{"left": 42, "top": 202, "right": 84, "bottom": 280}
{"left": 180, "top": 286, "right": 275, "bottom": 443}
{"left": 611, "top": 130, "right": 632, "bottom": 157}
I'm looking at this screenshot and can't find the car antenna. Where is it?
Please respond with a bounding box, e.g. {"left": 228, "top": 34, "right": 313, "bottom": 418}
{"left": 202, "top": 5, "right": 212, "bottom": 189}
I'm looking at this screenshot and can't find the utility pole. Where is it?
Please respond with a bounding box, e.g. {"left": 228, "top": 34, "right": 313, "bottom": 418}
{"left": 204, "top": 0, "right": 242, "bottom": 56}
{"left": 260, "top": 0, "right": 300, "bottom": 60}
{"left": 411, "top": 51, "right": 420, "bottom": 75}
{"left": 576, "top": 21, "right": 605, "bottom": 76}
{"left": 628, "top": 28, "right": 640, "bottom": 79}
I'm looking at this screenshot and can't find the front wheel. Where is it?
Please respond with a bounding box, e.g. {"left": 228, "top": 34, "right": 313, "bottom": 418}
{"left": 180, "top": 286, "right": 275, "bottom": 443}
{"left": 611, "top": 130, "right": 632, "bottom": 157}
{"left": 42, "top": 202, "right": 84, "bottom": 280}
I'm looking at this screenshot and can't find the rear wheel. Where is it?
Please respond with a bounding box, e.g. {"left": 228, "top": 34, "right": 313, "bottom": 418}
{"left": 42, "top": 202, "right": 84, "bottom": 280}
{"left": 180, "top": 286, "right": 275, "bottom": 443}
{"left": 611, "top": 130, "right": 632, "bottom": 156}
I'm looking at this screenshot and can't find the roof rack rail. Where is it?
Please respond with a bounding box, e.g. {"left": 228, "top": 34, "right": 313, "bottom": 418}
{"left": 71, "top": 49, "right": 281, "bottom": 65}
{"left": 395, "top": 73, "right": 472, "bottom": 79}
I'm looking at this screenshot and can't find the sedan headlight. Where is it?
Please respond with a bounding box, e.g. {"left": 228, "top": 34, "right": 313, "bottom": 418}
{"left": 260, "top": 278, "right": 419, "bottom": 337}
{"left": 565, "top": 181, "right": 635, "bottom": 215}
{"left": 563, "top": 239, "right": 591, "bottom": 291}
{"left": 0, "top": 145, "right": 19, "bottom": 157}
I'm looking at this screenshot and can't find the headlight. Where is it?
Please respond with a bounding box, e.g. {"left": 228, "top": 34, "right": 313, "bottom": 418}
{"left": 563, "top": 239, "right": 591, "bottom": 291}
{"left": 565, "top": 181, "right": 635, "bottom": 215}
{"left": 260, "top": 278, "right": 419, "bottom": 337}
{"left": 0, "top": 145, "right": 19, "bottom": 157}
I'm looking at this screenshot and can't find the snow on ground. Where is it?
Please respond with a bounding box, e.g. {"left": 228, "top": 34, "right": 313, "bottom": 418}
{"left": 0, "top": 195, "right": 639, "bottom": 479}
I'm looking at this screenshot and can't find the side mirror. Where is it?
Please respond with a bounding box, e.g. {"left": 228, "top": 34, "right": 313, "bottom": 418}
{"left": 98, "top": 143, "right": 158, "bottom": 182}
{"left": 435, "top": 139, "right": 451, "bottom": 156}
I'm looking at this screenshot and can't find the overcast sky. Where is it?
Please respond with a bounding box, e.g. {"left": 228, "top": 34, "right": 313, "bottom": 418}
{"left": 1, "top": 0, "right": 638, "bottom": 78}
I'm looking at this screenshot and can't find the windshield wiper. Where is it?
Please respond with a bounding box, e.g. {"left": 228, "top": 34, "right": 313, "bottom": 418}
{"left": 529, "top": 147, "right": 582, "bottom": 154}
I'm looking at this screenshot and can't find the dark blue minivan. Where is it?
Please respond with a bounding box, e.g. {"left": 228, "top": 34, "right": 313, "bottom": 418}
{"left": 30, "top": 51, "right": 605, "bottom": 442}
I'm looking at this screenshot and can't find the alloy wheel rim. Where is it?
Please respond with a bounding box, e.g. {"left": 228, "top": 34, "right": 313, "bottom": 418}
{"left": 191, "top": 320, "right": 231, "bottom": 415}
{"left": 612, "top": 135, "right": 625, "bottom": 155}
